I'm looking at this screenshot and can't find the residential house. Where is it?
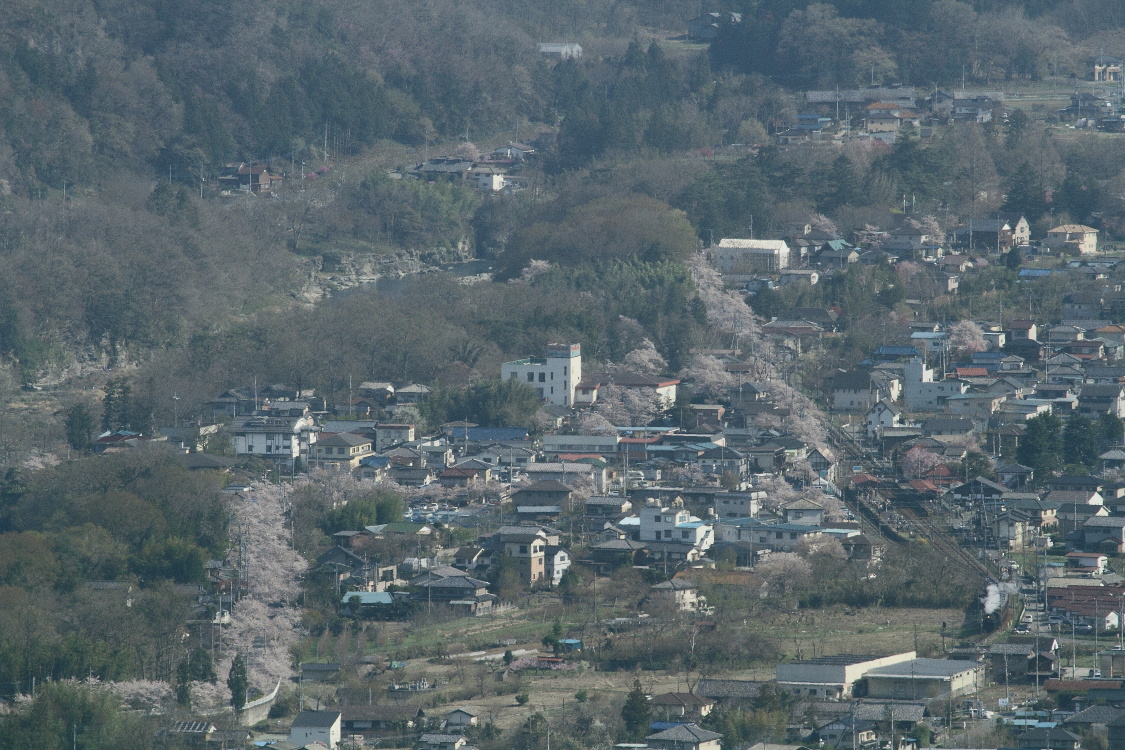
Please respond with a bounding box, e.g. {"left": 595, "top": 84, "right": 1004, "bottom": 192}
{"left": 1009, "top": 320, "right": 1039, "bottom": 342}
{"left": 650, "top": 578, "right": 702, "bottom": 612}
{"left": 312, "top": 432, "right": 373, "bottom": 469}
{"left": 921, "top": 416, "right": 975, "bottom": 439}
{"left": 697, "top": 446, "right": 749, "bottom": 480}
{"left": 1066, "top": 551, "right": 1108, "bottom": 574}
{"left": 511, "top": 480, "right": 574, "bottom": 515}
{"left": 953, "top": 219, "right": 1015, "bottom": 252}
{"left": 993, "top": 510, "right": 1035, "bottom": 550}
{"left": 575, "top": 371, "right": 680, "bottom": 409}
{"left": 815, "top": 716, "right": 877, "bottom": 749}
{"left": 639, "top": 505, "right": 714, "bottom": 553}
{"left": 414, "top": 575, "right": 496, "bottom": 614}
{"left": 374, "top": 423, "right": 415, "bottom": 451}
{"left": 537, "top": 42, "right": 582, "bottom": 59}
{"left": 911, "top": 330, "right": 949, "bottom": 356}
{"left": 219, "top": 162, "right": 279, "bottom": 194}
{"left": 950, "top": 477, "right": 1007, "bottom": 504}
{"left": 338, "top": 705, "right": 425, "bottom": 733}
{"left": 230, "top": 415, "right": 318, "bottom": 465}
{"left": 996, "top": 461, "right": 1034, "bottom": 488}
{"left": 1079, "top": 385, "right": 1125, "bottom": 418}
{"left": 395, "top": 384, "right": 431, "bottom": 404}
{"left": 1000, "top": 213, "right": 1032, "bottom": 245}
{"left": 815, "top": 241, "right": 860, "bottom": 268}
{"left": 952, "top": 96, "right": 996, "bottom": 123}
{"left": 437, "top": 466, "right": 486, "bottom": 489}
{"left": 1084, "top": 516, "right": 1125, "bottom": 553}
{"left": 1092, "top": 54, "right": 1125, "bottom": 82}
{"left": 833, "top": 370, "right": 882, "bottom": 412}
{"left": 524, "top": 461, "right": 602, "bottom": 491}
{"left": 1017, "top": 727, "right": 1080, "bottom": 750}
{"left": 1046, "top": 225, "right": 1099, "bottom": 255}
{"left": 289, "top": 711, "right": 342, "bottom": 749}
{"left": 646, "top": 724, "right": 723, "bottom": 750}
{"left": 419, "top": 733, "right": 469, "bottom": 750}
{"left": 649, "top": 692, "right": 716, "bottom": 721}
{"left": 452, "top": 546, "right": 492, "bottom": 574}
{"left": 714, "top": 238, "right": 791, "bottom": 272}
{"left": 444, "top": 708, "right": 478, "bottom": 730}
{"left": 784, "top": 498, "right": 824, "bottom": 526}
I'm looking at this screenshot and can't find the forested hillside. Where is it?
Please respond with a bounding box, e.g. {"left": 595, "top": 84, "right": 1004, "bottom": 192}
{"left": 0, "top": 0, "right": 1122, "bottom": 405}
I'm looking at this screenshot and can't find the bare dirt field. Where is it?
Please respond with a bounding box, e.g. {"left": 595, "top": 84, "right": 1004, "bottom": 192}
{"left": 300, "top": 602, "right": 966, "bottom": 732}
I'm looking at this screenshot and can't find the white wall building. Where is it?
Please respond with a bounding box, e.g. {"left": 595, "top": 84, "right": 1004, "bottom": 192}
{"left": 230, "top": 415, "right": 318, "bottom": 464}
{"left": 501, "top": 343, "right": 582, "bottom": 407}
{"left": 714, "top": 239, "right": 791, "bottom": 272}
{"left": 903, "top": 358, "right": 968, "bottom": 411}
{"left": 290, "top": 710, "right": 342, "bottom": 749}
{"left": 639, "top": 505, "right": 714, "bottom": 551}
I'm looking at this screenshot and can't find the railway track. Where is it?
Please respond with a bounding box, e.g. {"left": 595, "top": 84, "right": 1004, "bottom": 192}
{"left": 825, "top": 420, "right": 993, "bottom": 580}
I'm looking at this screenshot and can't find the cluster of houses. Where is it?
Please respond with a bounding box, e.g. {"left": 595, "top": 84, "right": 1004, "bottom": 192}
{"left": 716, "top": 216, "right": 1096, "bottom": 283}
{"left": 776, "top": 86, "right": 1003, "bottom": 147}
{"left": 402, "top": 134, "right": 553, "bottom": 194}
{"left": 779, "top": 59, "right": 1125, "bottom": 147}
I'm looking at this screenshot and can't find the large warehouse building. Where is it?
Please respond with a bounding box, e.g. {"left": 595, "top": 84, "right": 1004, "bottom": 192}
{"left": 776, "top": 652, "right": 983, "bottom": 700}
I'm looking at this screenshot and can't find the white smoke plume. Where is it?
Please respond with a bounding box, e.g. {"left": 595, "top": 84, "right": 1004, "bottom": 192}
{"left": 981, "top": 582, "right": 1017, "bottom": 615}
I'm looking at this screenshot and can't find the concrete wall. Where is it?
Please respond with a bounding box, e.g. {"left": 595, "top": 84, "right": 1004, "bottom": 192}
{"left": 239, "top": 680, "right": 282, "bottom": 726}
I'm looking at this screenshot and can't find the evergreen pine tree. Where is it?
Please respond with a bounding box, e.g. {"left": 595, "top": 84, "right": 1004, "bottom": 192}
{"left": 621, "top": 678, "right": 651, "bottom": 739}
{"left": 227, "top": 653, "right": 248, "bottom": 713}
{"left": 1063, "top": 414, "right": 1100, "bottom": 469}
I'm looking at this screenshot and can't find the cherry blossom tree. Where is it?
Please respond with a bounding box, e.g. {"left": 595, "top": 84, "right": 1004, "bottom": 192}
{"left": 596, "top": 385, "right": 664, "bottom": 427}
{"left": 810, "top": 214, "right": 837, "bottom": 235}
{"left": 680, "top": 353, "right": 737, "bottom": 398}
{"left": 797, "top": 536, "right": 847, "bottom": 560}
{"left": 623, "top": 339, "right": 668, "bottom": 376}
{"left": 573, "top": 410, "right": 618, "bottom": 436}
{"left": 905, "top": 215, "right": 942, "bottom": 239}
{"left": 755, "top": 552, "right": 811, "bottom": 581}
{"left": 901, "top": 446, "right": 946, "bottom": 479}
{"left": 451, "top": 141, "right": 481, "bottom": 161}
{"left": 513, "top": 259, "right": 552, "bottom": 284}
{"left": 948, "top": 320, "right": 988, "bottom": 356}
{"left": 689, "top": 252, "right": 760, "bottom": 340}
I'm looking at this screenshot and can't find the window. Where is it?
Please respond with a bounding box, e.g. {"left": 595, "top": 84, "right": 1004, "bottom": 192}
{"left": 520, "top": 545, "right": 528, "bottom": 554}
{"left": 538, "top": 372, "right": 546, "bottom": 382}
{"left": 510, "top": 372, "right": 517, "bottom": 379}
{"left": 775, "top": 531, "right": 783, "bottom": 539}
{"left": 563, "top": 366, "right": 567, "bottom": 375}
{"left": 664, "top": 530, "right": 672, "bottom": 539}
{"left": 527, "top": 373, "right": 534, "bottom": 383}
{"left": 681, "top": 530, "right": 690, "bottom": 539}
{"left": 550, "top": 372, "right": 554, "bottom": 380}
